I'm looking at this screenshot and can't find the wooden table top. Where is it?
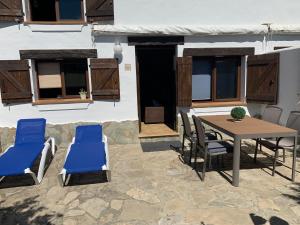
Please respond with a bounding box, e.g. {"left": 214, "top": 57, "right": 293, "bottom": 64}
{"left": 200, "top": 115, "right": 297, "bottom": 138}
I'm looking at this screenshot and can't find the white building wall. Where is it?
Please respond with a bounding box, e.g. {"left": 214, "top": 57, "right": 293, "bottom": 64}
{"left": 0, "top": 0, "right": 300, "bottom": 127}
{"left": 115, "top": 0, "right": 300, "bottom": 26}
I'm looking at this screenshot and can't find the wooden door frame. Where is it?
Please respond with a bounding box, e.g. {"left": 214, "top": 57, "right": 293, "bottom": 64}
{"left": 135, "top": 45, "right": 177, "bottom": 133}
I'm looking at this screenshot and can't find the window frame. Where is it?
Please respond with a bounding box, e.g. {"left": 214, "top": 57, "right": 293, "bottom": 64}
{"left": 192, "top": 56, "right": 241, "bottom": 103}
{"left": 28, "top": 0, "right": 85, "bottom": 23}
{"left": 35, "top": 59, "right": 90, "bottom": 100}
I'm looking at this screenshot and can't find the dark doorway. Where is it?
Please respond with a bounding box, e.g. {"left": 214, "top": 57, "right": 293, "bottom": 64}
{"left": 136, "top": 46, "right": 177, "bottom": 132}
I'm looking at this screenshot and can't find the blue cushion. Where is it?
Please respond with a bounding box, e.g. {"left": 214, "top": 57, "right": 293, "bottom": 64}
{"left": 15, "top": 119, "right": 46, "bottom": 145}
{"left": 0, "top": 143, "right": 45, "bottom": 176}
{"left": 207, "top": 141, "right": 233, "bottom": 154}
{"left": 64, "top": 142, "right": 106, "bottom": 174}
{"left": 75, "top": 125, "right": 102, "bottom": 144}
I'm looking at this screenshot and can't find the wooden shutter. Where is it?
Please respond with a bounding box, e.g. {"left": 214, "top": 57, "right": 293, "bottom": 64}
{"left": 0, "top": 0, "right": 23, "bottom": 22}
{"left": 176, "top": 57, "right": 192, "bottom": 107}
{"left": 247, "top": 53, "right": 279, "bottom": 104}
{"left": 90, "top": 59, "right": 120, "bottom": 100}
{"left": 0, "top": 60, "right": 32, "bottom": 104}
{"left": 86, "top": 0, "right": 114, "bottom": 22}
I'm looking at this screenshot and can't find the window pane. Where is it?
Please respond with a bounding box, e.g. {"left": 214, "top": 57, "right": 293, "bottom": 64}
{"left": 64, "top": 60, "right": 87, "bottom": 96}
{"left": 192, "top": 58, "right": 212, "bottom": 100}
{"left": 30, "top": 0, "right": 56, "bottom": 21}
{"left": 37, "top": 62, "right": 62, "bottom": 99}
{"left": 216, "top": 58, "right": 238, "bottom": 99}
{"left": 59, "top": 0, "right": 82, "bottom": 20}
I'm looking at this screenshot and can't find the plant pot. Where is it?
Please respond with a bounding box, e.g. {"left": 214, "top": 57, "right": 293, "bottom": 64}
{"left": 80, "top": 93, "right": 87, "bottom": 100}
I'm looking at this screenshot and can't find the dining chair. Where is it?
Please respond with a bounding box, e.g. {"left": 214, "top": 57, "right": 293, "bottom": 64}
{"left": 192, "top": 115, "right": 233, "bottom": 181}
{"left": 261, "top": 105, "right": 283, "bottom": 124}
{"left": 255, "top": 106, "right": 283, "bottom": 152}
{"left": 254, "top": 111, "right": 300, "bottom": 176}
{"left": 180, "top": 111, "right": 221, "bottom": 164}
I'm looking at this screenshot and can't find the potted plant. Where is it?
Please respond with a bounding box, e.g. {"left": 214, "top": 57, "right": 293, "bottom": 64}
{"left": 231, "top": 107, "right": 246, "bottom": 122}
{"left": 79, "top": 89, "right": 87, "bottom": 100}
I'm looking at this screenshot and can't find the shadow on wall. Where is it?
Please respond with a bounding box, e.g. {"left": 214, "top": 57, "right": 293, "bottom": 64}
{"left": 250, "top": 213, "right": 289, "bottom": 225}
{"left": 0, "top": 196, "right": 63, "bottom": 225}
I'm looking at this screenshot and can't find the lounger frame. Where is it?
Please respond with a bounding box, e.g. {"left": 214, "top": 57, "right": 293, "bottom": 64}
{"left": 0, "top": 137, "right": 55, "bottom": 185}
{"left": 58, "top": 135, "right": 110, "bottom": 187}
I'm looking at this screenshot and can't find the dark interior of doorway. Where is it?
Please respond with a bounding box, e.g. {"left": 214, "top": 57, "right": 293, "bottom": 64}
{"left": 136, "top": 45, "right": 177, "bottom": 131}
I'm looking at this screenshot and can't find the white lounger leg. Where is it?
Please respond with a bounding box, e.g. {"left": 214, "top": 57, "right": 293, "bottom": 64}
{"left": 24, "top": 138, "right": 55, "bottom": 185}
{"left": 24, "top": 168, "right": 39, "bottom": 185}
{"left": 0, "top": 176, "right": 5, "bottom": 183}
{"left": 58, "top": 169, "right": 67, "bottom": 187}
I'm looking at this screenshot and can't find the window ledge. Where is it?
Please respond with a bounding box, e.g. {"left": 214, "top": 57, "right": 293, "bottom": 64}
{"left": 24, "top": 21, "right": 87, "bottom": 25}
{"left": 192, "top": 101, "right": 247, "bottom": 108}
{"left": 32, "top": 99, "right": 93, "bottom": 106}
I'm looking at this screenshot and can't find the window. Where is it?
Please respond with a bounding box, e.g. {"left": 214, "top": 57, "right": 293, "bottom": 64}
{"left": 192, "top": 57, "right": 240, "bottom": 102}
{"left": 29, "top": 0, "right": 83, "bottom": 22}
{"left": 36, "top": 59, "right": 89, "bottom": 99}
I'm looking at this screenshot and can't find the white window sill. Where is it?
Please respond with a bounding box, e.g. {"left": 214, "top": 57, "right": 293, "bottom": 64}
{"left": 33, "top": 99, "right": 92, "bottom": 111}
{"left": 24, "top": 23, "right": 87, "bottom": 32}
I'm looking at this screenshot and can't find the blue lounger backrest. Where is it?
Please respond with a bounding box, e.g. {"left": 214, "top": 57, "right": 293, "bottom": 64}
{"left": 75, "top": 125, "right": 103, "bottom": 144}
{"left": 15, "top": 118, "right": 46, "bottom": 145}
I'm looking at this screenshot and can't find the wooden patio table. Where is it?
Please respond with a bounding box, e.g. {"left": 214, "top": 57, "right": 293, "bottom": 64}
{"left": 199, "top": 115, "right": 298, "bottom": 187}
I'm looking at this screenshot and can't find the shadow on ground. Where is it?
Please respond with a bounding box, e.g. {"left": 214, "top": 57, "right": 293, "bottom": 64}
{"left": 282, "top": 182, "right": 300, "bottom": 204}
{"left": 250, "top": 213, "right": 289, "bottom": 225}
{"left": 141, "top": 140, "right": 181, "bottom": 152}
{"left": 67, "top": 171, "right": 108, "bottom": 186}
{"left": 0, "top": 150, "right": 54, "bottom": 189}
{"left": 0, "top": 196, "right": 62, "bottom": 225}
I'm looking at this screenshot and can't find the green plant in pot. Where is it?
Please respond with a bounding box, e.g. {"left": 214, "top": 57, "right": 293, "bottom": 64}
{"left": 231, "top": 107, "right": 246, "bottom": 121}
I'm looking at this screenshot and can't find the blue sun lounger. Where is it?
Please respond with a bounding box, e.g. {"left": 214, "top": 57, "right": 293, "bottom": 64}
{"left": 0, "top": 118, "right": 55, "bottom": 185}
{"left": 58, "top": 125, "right": 110, "bottom": 186}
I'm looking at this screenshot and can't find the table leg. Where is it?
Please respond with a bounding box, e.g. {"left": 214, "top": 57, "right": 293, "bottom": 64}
{"left": 292, "top": 135, "right": 297, "bottom": 181}
{"left": 233, "top": 136, "right": 241, "bottom": 187}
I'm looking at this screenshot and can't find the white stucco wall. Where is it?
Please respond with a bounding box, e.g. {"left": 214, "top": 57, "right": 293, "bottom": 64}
{"left": 275, "top": 48, "right": 300, "bottom": 125}
{"left": 1, "top": 20, "right": 300, "bottom": 127}
{"left": 115, "top": 0, "right": 300, "bottom": 26}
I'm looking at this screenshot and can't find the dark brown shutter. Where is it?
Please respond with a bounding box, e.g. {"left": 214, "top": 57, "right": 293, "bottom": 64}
{"left": 176, "top": 57, "right": 192, "bottom": 107}
{"left": 247, "top": 53, "right": 279, "bottom": 104}
{"left": 0, "top": 60, "right": 32, "bottom": 104}
{"left": 90, "top": 58, "right": 120, "bottom": 100}
{"left": 86, "top": 0, "right": 114, "bottom": 22}
{"left": 0, "top": 0, "right": 23, "bottom": 22}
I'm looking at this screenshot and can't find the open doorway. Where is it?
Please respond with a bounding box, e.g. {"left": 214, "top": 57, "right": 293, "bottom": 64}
{"left": 136, "top": 46, "right": 178, "bottom": 137}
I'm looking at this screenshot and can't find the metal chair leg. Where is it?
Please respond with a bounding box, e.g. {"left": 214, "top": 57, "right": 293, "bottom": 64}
{"left": 189, "top": 141, "right": 193, "bottom": 165}
{"left": 181, "top": 136, "right": 185, "bottom": 156}
{"left": 208, "top": 155, "right": 212, "bottom": 170}
{"left": 193, "top": 147, "right": 198, "bottom": 170}
{"left": 282, "top": 148, "right": 286, "bottom": 163}
{"left": 272, "top": 150, "right": 279, "bottom": 176}
{"left": 202, "top": 151, "right": 208, "bottom": 181}
{"left": 254, "top": 139, "right": 259, "bottom": 163}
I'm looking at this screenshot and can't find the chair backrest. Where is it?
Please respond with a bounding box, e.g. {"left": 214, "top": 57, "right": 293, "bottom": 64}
{"left": 75, "top": 125, "right": 102, "bottom": 144}
{"left": 15, "top": 118, "right": 46, "bottom": 145}
{"left": 286, "top": 111, "right": 300, "bottom": 134}
{"left": 261, "top": 106, "right": 283, "bottom": 124}
{"left": 180, "top": 111, "right": 192, "bottom": 137}
{"left": 192, "top": 115, "right": 206, "bottom": 148}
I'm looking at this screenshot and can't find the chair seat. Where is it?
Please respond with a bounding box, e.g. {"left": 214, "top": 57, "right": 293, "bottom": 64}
{"left": 258, "top": 137, "right": 294, "bottom": 151}
{"left": 0, "top": 143, "right": 45, "bottom": 176}
{"left": 207, "top": 141, "right": 233, "bottom": 155}
{"left": 191, "top": 132, "right": 217, "bottom": 142}
{"left": 64, "top": 142, "right": 106, "bottom": 174}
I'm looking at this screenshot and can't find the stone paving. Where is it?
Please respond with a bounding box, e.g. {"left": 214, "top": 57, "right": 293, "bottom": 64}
{"left": 0, "top": 141, "right": 299, "bottom": 225}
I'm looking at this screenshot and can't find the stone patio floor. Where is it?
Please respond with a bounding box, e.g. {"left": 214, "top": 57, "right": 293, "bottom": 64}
{"left": 0, "top": 141, "right": 300, "bottom": 225}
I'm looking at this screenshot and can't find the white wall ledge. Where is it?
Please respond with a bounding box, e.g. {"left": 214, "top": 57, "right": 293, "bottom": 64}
{"left": 34, "top": 103, "right": 91, "bottom": 112}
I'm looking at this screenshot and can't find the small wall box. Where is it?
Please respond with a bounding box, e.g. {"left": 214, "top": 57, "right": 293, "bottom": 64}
{"left": 144, "top": 106, "right": 165, "bottom": 123}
